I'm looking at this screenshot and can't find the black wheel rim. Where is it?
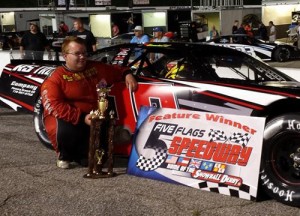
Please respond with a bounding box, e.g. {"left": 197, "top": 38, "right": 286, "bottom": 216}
{"left": 279, "top": 49, "right": 290, "bottom": 61}
{"left": 270, "top": 133, "right": 300, "bottom": 186}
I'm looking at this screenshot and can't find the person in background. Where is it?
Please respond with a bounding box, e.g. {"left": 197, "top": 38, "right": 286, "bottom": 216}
{"left": 257, "top": 22, "right": 268, "bottom": 41}
{"left": 127, "top": 16, "right": 134, "bottom": 32}
{"left": 130, "top": 25, "right": 149, "bottom": 44}
{"left": 70, "top": 18, "right": 96, "bottom": 54}
{"left": 111, "top": 22, "right": 120, "bottom": 37}
{"left": 58, "top": 21, "right": 69, "bottom": 37}
{"left": 190, "top": 21, "right": 198, "bottom": 42}
{"left": 233, "top": 23, "right": 247, "bottom": 43}
{"left": 232, "top": 20, "right": 239, "bottom": 34}
{"left": 236, "top": 23, "right": 246, "bottom": 35}
{"left": 20, "top": 22, "right": 51, "bottom": 60}
{"left": 209, "top": 25, "right": 219, "bottom": 39}
{"left": 152, "top": 27, "right": 169, "bottom": 43}
{"left": 244, "top": 22, "right": 254, "bottom": 37}
{"left": 41, "top": 36, "right": 137, "bottom": 169}
{"left": 130, "top": 25, "right": 150, "bottom": 57}
{"left": 269, "top": 21, "right": 276, "bottom": 43}
{"left": 150, "top": 27, "right": 169, "bottom": 62}
{"left": 164, "top": 31, "right": 175, "bottom": 41}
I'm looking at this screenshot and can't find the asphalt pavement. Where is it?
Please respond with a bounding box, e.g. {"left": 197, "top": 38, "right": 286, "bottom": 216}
{"left": 0, "top": 107, "right": 300, "bottom": 216}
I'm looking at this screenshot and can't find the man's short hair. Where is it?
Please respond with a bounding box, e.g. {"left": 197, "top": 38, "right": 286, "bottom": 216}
{"left": 73, "top": 18, "right": 83, "bottom": 24}
{"left": 62, "top": 36, "right": 86, "bottom": 54}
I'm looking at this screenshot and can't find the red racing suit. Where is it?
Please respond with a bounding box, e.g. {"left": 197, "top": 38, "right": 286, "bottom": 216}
{"left": 41, "top": 61, "right": 129, "bottom": 153}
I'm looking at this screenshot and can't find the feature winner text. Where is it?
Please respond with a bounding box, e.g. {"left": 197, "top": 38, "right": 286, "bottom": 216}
{"left": 149, "top": 112, "right": 255, "bottom": 166}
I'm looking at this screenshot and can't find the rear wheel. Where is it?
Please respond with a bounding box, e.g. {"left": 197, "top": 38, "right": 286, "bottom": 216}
{"left": 273, "top": 47, "right": 291, "bottom": 62}
{"left": 260, "top": 114, "right": 300, "bottom": 207}
{"left": 33, "top": 96, "right": 53, "bottom": 150}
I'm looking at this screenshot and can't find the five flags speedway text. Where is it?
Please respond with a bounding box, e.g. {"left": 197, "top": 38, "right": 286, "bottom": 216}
{"left": 149, "top": 112, "right": 255, "bottom": 166}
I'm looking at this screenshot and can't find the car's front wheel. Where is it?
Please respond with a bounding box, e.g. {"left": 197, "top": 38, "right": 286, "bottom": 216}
{"left": 260, "top": 114, "right": 300, "bottom": 207}
{"left": 273, "top": 47, "right": 291, "bottom": 62}
{"left": 33, "top": 96, "right": 53, "bottom": 150}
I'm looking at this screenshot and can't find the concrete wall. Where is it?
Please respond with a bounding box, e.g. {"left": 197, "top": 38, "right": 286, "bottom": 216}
{"left": 221, "top": 8, "right": 261, "bottom": 35}
{"left": 14, "top": 11, "right": 41, "bottom": 31}
{"left": 192, "top": 7, "right": 261, "bottom": 39}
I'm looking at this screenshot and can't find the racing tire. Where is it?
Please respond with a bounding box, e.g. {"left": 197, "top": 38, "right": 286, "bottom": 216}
{"left": 33, "top": 96, "right": 53, "bottom": 150}
{"left": 273, "top": 47, "right": 291, "bottom": 62}
{"left": 260, "top": 114, "right": 300, "bottom": 207}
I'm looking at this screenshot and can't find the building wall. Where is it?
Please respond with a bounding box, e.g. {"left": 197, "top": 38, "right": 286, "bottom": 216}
{"left": 14, "top": 11, "right": 41, "bottom": 31}
{"left": 262, "top": 4, "right": 300, "bottom": 38}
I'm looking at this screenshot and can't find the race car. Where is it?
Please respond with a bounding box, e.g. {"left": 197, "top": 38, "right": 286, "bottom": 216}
{"left": 1, "top": 42, "right": 300, "bottom": 207}
{"left": 205, "top": 34, "right": 300, "bottom": 62}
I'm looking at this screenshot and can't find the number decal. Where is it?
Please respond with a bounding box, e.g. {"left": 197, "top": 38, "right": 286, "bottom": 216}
{"left": 131, "top": 83, "right": 178, "bottom": 121}
{"left": 136, "top": 122, "right": 172, "bottom": 171}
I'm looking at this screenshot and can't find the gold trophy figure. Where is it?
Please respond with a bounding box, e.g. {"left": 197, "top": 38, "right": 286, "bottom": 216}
{"left": 97, "top": 87, "right": 109, "bottom": 119}
{"left": 84, "top": 80, "right": 116, "bottom": 178}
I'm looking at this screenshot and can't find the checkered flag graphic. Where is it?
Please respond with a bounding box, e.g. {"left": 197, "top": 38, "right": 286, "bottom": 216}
{"left": 229, "top": 133, "right": 251, "bottom": 147}
{"left": 198, "top": 182, "right": 257, "bottom": 201}
{"left": 208, "top": 129, "right": 227, "bottom": 142}
{"left": 136, "top": 147, "right": 168, "bottom": 171}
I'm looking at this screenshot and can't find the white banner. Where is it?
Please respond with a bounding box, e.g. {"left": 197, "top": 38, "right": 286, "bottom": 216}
{"left": 128, "top": 107, "right": 266, "bottom": 201}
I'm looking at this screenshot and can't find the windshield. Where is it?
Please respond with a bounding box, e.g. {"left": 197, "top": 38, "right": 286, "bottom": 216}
{"left": 88, "top": 44, "right": 296, "bottom": 83}
{"left": 138, "top": 48, "right": 296, "bottom": 82}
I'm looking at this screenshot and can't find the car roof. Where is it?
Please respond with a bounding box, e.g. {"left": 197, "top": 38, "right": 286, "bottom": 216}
{"left": 97, "top": 42, "right": 249, "bottom": 58}
{"left": 111, "top": 32, "right": 153, "bottom": 40}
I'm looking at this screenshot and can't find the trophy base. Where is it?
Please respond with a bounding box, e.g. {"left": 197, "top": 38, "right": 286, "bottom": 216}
{"left": 83, "top": 171, "right": 116, "bottom": 179}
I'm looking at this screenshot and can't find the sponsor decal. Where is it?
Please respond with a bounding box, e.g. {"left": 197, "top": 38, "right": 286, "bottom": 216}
{"left": 287, "top": 119, "right": 300, "bottom": 130}
{"left": 260, "top": 169, "right": 296, "bottom": 202}
{"left": 214, "top": 44, "right": 257, "bottom": 57}
{"left": 112, "top": 48, "right": 130, "bottom": 65}
{"left": 10, "top": 81, "right": 38, "bottom": 96}
{"left": 12, "top": 65, "right": 55, "bottom": 77}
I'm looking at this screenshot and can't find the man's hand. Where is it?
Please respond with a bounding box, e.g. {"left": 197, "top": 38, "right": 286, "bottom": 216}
{"left": 84, "top": 113, "right": 92, "bottom": 126}
{"left": 125, "top": 73, "right": 138, "bottom": 92}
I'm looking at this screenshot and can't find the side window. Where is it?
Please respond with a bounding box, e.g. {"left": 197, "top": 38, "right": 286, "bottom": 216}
{"left": 161, "top": 56, "right": 218, "bottom": 81}
{"left": 140, "top": 53, "right": 173, "bottom": 77}
{"left": 90, "top": 47, "right": 136, "bottom": 67}
{"left": 165, "top": 59, "right": 190, "bottom": 79}
{"left": 212, "top": 57, "right": 256, "bottom": 80}
{"left": 89, "top": 50, "right": 118, "bottom": 63}
{"left": 213, "top": 65, "right": 256, "bottom": 80}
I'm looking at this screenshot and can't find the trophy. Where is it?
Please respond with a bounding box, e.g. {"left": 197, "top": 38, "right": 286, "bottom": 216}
{"left": 84, "top": 80, "right": 116, "bottom": 178}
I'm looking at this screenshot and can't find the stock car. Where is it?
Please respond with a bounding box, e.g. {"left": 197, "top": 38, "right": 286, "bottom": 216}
{"left": 205, "top": 34, "right": 300, "bottom": 62}
{"left": 1, "top": 42, "right": 300, "bottom": 207}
